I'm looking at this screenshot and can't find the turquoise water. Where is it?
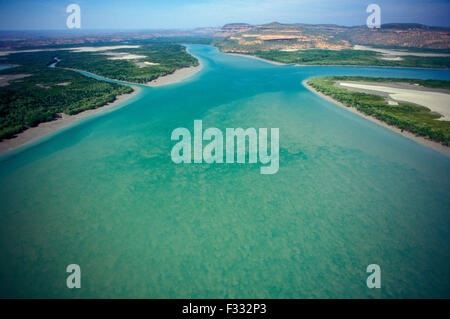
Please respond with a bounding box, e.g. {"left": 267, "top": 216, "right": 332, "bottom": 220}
{"left": 0, "top": 65, "right": 14, "bottom": 71}
{"left": 0, "top": 45, "right": 449, "bottom": 298}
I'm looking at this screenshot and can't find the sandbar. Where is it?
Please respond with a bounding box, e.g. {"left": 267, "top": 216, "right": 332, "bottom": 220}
{"left": 303, "top": 79, "right": 450, "bottom": 156}
{"left": 225, "top": 52, "right": 286, "bottom": 65}
{"left": 337, "top": 81, "right": 450, "bottom": 120}
{"left": 147, "top": 64, "right": 202, "bottom": 86}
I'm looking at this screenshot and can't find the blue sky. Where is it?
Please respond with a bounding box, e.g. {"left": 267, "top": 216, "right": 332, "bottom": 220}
{"left": 0, "top": 0, "right": 449, "bottom": 30}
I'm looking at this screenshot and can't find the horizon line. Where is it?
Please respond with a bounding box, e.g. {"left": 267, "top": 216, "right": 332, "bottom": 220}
{"left": 0, "top": 21, "right": 450, "bottom": 33}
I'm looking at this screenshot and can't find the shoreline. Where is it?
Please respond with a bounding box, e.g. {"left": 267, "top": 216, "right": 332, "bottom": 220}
{"left": 62, "top": 67, "right": 147, "bottom": 87}
{"left": 0, "top": 86, "right": 141, "bottom": 156}
{"left": 0, "top": 57, "right": 202, "bottom": 156}
{"left": 63, "top": 63, "right": 202, "bottom": 87}
{"left": 224, "top": 51, "right": 449, "bottom": 70}
{"left": 295, "top": 64, "right": 449, "bottom": 70}
{"left": 224, "top": 52, "right": 287, "bottom": 65}
{"left": 147, "top": 64, "right": 202, "bottom": 86}
{"left": 302, "top": 79, "right": 450, "bottom": 156}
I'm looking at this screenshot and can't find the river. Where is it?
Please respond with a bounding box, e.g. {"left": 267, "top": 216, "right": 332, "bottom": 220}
{"left": 0, "top": 44, "right": 449, "bottom": 298}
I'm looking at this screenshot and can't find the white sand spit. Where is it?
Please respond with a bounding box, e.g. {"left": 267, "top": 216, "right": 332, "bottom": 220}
{"left": 339, "top": 82, "right": 450, "bottom": 120}
{"left": 0, "top": 45, "right": 141, "bottom": 56}
{"left": 106, "top": 54, "right": 147, "bottom": 60}
{"left": 69, "top": 45, "right": 140, "bottom": 52}
{"left": 380, "top": 56, "right": 404, "bottom": 61}
{"left": 148, "top": 65, "right": 202, "bottom": 87}
{"left": 353, "top": 45, "right": 450, "bottom": 57}
{"left": 303, "top": 80, "right": 450, "bottom": 156}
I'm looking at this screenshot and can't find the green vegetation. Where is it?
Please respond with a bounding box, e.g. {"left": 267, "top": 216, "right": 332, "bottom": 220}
{"left": 56, "top": 43, "right": 199, "bottom": 83}
{"left": 214, "top": 21, "right": 450, "bottom": 69}
{"left": 0, "top": 51, "right": 133, "bottom": 141}
{"left": 0, "top": 42, "right": 200, "bottom": 141}
{"left": 253, "top": 49, "right": 450, "bottom": 69}
{"left": 307, "top": 76, "right": 450, "bottom": 145}
{"left": 367, "top": 45, "right": 450, "bottom": 54}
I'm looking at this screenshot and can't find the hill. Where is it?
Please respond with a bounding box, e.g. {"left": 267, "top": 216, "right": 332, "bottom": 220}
{"left": 214, "top": 22, "right": 450, "bottom": 53}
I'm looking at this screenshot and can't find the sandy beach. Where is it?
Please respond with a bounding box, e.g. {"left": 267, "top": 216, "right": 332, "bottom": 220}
{"left": 0, "top": 86, "right": 141, "bottom": 156}
{"left": 225, "top": 52, "right": 287, "bottom": 65}
{"left": 0, "top": 61, "right": 202, "bottom": 156}
{"left": 353, "top": 45, "right": 450, "bottom": 58}
{"left": 147, "top": 64, "right": 202, "bottom": 86}
{"left": 302, "top": 80, "right": 450, "bottom": 156}
{"left": 337, "top": 81, "right": 450, "bottom": 120}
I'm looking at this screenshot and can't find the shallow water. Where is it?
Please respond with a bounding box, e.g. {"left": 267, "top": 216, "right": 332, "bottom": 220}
{"left": 0, "top": 45, "right": 449, "bottom": 298}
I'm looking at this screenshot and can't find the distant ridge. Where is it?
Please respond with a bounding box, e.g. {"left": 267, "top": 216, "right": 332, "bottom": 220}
{"left": 215, "top": 21, "right": 450, "bottom": 51}
{"left": 215, "top": 23, "right": 253, "bottom": 37}
{"left": 1, "top": 21, "right": 449, "bottom": 51}
{"left": 223, "top": 23, "right": 252, "bottom": 27}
